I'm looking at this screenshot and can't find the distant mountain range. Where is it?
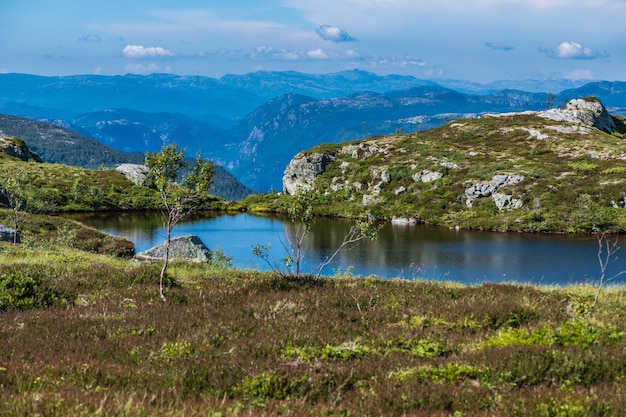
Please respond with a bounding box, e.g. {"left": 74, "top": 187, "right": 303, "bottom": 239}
{"left": 1, "top": 70, "right": 625, "bottom": 191}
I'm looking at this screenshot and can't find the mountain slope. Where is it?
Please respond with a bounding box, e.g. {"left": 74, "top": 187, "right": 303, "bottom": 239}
{"left": 280, "top": 98, "right": 626, "bottom": 233}
{"left": 224, "top": 87, "right": 550, "bottom": 190}
{"left": 0, "top": 114, "right": 251, "bottom": 201}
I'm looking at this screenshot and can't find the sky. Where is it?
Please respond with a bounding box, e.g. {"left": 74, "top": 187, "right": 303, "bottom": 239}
{"left": 1, "top": 0, "right": 625, "bottom": 83}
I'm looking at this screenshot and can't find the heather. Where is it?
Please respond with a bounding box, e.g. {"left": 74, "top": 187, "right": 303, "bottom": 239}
{"left": 2, "top": 240, "right": 626, "bottom": 416}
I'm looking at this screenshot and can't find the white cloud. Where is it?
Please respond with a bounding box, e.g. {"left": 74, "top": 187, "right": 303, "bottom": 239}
{"left": 548, "top": 41, "right": 608, "bottom": 60}
{"left": 316, "top": 25, "right": 356, "bottom": 42}
{"left": 307, "top": 48, "right": 329, "bottom": 59}
{"left": 122, "top": 45, "right": 173, "bottom": 59}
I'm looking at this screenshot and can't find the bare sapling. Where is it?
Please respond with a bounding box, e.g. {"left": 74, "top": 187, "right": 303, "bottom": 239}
{"left": 592, "top": 232, "right": 626, "bottom": 308}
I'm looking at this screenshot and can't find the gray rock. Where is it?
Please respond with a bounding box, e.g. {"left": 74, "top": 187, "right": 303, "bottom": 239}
{"left": 394, "top": 186, "right": 406, "bottom": 195}
{"left": 135, "top": 234, "right": 212, "bottom": 262}
{"left": 492, "top": 193, "right": 523, "bottom": 211}
{"left": 0, "top": 224, "right": 19, "bottom": 243}
{"left": 116, "top": 163, "right": 150, "bottom": 186}
{"left": 539, "top": 98, "right": 616, "bottom": 133}
{"left": 381, "top": 170, "right": 391, "bottom": 183}
{"left": 465, "top": 174, "right": 524, "bottom": 207}
{"left": 283, "top": 152, "right": 336, "bottom": 195}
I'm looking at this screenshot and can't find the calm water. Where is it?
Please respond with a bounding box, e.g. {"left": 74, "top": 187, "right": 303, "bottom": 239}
{"left": 65, "top": 212, "right": 626, "bottom": 286}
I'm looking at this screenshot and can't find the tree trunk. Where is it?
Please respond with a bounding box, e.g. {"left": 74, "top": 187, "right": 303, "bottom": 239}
{"left": 160, "top": 211, "right": 173, "bottom": 301}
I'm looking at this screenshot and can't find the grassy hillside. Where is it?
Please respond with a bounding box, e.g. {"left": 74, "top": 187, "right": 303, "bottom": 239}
{"left": 1, "top": 242, "right": 626, "bottom": 415}
{"left": 0, "top": 145, "right": 229, "bottom": 213}
{"left": 268, "top": 106, "right": 626, "bottom": 233}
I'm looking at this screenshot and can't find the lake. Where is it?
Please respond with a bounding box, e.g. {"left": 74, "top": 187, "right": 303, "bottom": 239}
{"left": 65, "top": 212, "right": 626, "bottom": 286}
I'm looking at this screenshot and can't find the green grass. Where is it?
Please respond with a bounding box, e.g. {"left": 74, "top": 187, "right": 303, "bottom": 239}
{"left": 0, "top": 158, "right": 229, "bottom": 213}
{"left": 2, "top": 240, "right": 626, "bottom": 416}
{"left": 257, "top": 113, "right": 626, "bottom": 233}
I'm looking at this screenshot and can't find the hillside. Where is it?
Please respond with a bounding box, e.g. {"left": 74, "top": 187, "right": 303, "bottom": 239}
{"left": 0, "top": 138, "right": 229, "bottom": 213}
{"left": 0, "top": 114, "right": 252, "bottom": 201}
{"left": 279, "top": 98, "right": 626, "bottom": 233}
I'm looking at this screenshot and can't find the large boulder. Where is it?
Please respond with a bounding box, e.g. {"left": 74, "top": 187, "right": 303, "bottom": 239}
{"left": 116, "top": 163, "right": 150, "bottom": 186}
{"left": 135, "top": 235, "right": 212, "bottom": 262}
{"left": 539, "top": 98, "right": 617, "bottom": 133}
{"left": 283, "top": 152, "right": 336, "bottom": 195}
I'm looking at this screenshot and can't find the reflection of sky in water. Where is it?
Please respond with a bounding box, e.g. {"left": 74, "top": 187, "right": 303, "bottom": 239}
{"left": 65, "top": 212, "right": 626, "bottom": 286}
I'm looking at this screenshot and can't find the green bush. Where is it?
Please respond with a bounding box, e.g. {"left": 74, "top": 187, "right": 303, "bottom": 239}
{"left": 0, "top": 270, "right": 69, "bottom": 311}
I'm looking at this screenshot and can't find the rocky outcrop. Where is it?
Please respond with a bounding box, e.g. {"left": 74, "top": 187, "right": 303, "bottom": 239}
{"left": 135, "top": 235, "right": 212, "bottom": 262}
{"left": 0, "top": 224, "right": 19, "bottom": 243}
{"left": 283, "top": 152, "right": 336, "bottom": 195}
{"left": 116, "top": 163, "right": 150, "bottom": 186}
{"left": 465, "top": 174, "right": 524, "bottom": 209}
{"left": 539, "top": 98, "right": 616, "bottom": 133}
{"left": 0, "top": 136, "right": 42, "bottom": 162}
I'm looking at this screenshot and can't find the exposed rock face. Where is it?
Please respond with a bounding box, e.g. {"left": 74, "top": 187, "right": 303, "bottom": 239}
{"left": 465, "top": 174, "right": 524, "bottom": 209}
{"left": 116, "top": 163, "right": 150, "bottom": 186}
{"left": 283, "top": 152, "right": 336, "bottom": 195}
{"left": 0, "top": 136, "right": 42, "bottom": 162}
{"left": 135, "top": 235, "right": 212, "bottom": 262}
{"left": 539, "top": 98, "right": 616, "bottom": 133}
{"left": 0, "top": 224, "right": 19, "bottom": 243}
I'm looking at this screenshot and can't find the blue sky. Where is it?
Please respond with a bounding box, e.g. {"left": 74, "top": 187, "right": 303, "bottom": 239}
{"left": 1, "top": 0, "right": 624, "bottom": 82}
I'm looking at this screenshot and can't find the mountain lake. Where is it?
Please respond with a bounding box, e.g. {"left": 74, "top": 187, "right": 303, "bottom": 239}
{"left": 65, "top": 212, "right": 626, "bottom": 286}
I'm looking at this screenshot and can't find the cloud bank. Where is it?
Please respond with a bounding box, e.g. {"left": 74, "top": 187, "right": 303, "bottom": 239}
{"left": 122, "top": 45, "right": 174, "bottom": 59}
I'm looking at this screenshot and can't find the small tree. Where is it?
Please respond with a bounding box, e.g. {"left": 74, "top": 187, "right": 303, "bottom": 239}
{"left": 145, "top": 143, "right": 214, "bottom": 300}
{"left": 253, "top": 189, "right": 379, "bottom": 278}
{"left": 284, "top": 190, "right": 316, "bottom": 276}
{"left": 592, "top": 232, "right": 626, "bottom": 308}
{"left": 316, "top": 218, "right": 379, "bottom": 278}
{"left": 0, "top": 170, "right": 29, "bottom": 245}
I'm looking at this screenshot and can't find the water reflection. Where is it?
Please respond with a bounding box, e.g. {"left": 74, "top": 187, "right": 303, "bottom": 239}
{"left": 64, "top": 212, "right": 626, "bottom": 286}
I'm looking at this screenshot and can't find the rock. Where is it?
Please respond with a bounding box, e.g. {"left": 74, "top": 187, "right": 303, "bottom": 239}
{"left": 381, "top": 170, "right": 391, "bottom": 183}
{"left": 135, "top": 235, "right": 212, "bottom": 262}
{"left": 492, "top": 193, "right": 523, "bottom": 211}
{"left": 394, "top": 186, "right": 406, "bottom": 195}
{"left": 0, "top": 136, "right": 41, "bottom": 162}
{"left": 465, "top": 174, "right": 524, "bottom": 207}
{"left": 0, "top": 224, "right": 19, "bottom": 243}
{"left": 116, "top": 163, "right": 150, "bottom": 186}
{"left": 539, "top": 98, "right": 616, "bottom": 133}
{"left": 283, "top": 152, "right": 336, "bottom": 195}
{"left": 440, "top": 161, "right": 459, "bottom": 169}
{"left": 413, "top": 170, "right": 443, "bottom": 183}
{"left": 391, "top": 216, "right": 417, "bottom": 225}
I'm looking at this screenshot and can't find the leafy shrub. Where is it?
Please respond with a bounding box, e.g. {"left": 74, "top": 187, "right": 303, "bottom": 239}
{"left": 0, "top": 270, "right": 70, "bottom": 311}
